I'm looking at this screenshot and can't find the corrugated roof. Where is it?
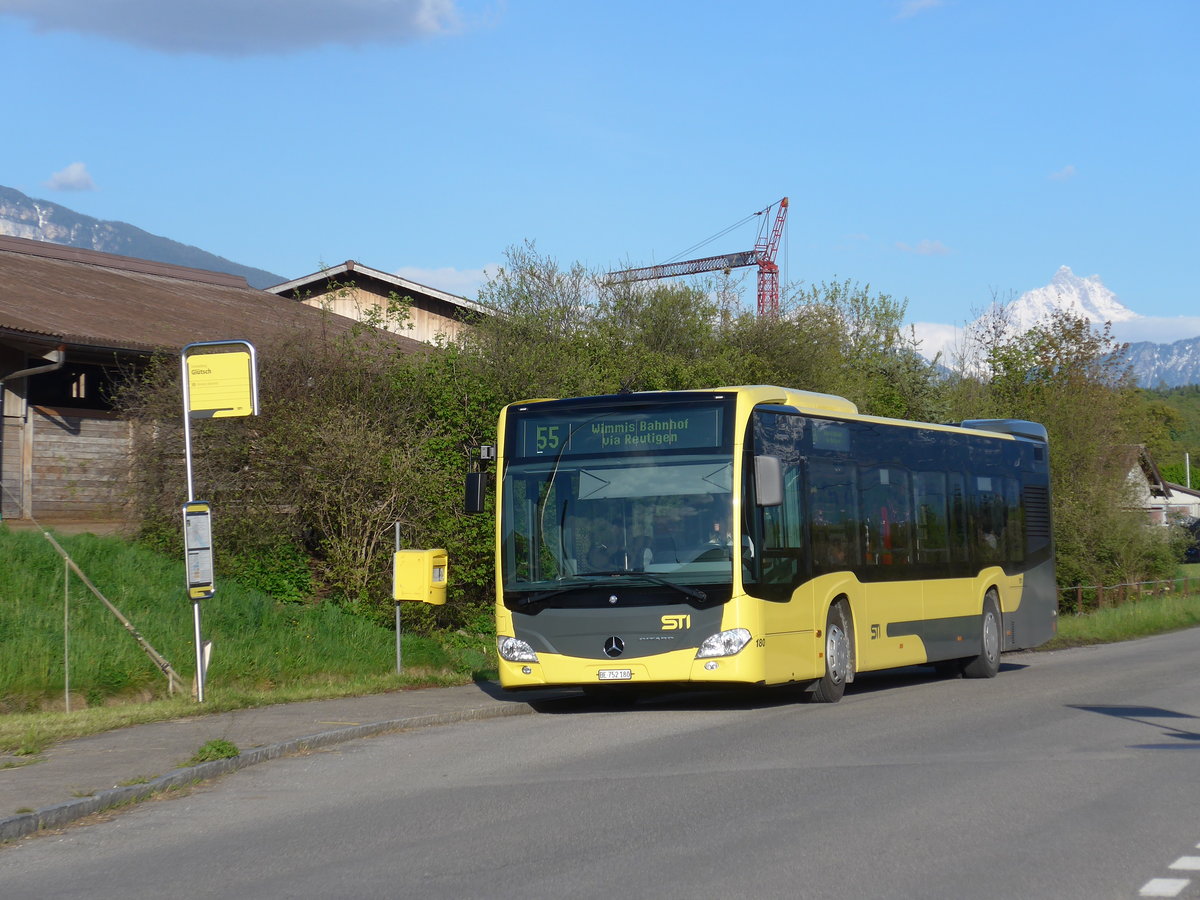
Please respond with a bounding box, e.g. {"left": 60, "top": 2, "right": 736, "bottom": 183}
{"left": 0, "top": 237, "right": 424, "bottom": 355}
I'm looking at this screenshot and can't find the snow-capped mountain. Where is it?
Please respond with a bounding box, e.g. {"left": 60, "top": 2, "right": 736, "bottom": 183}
{"left": 1124, "top": 337, "right": 1200, "bottom": 388}
{"left": 1005, "top": 265, "right": 1140, "bottom": 333}
{"left": 1005, "top": 267, "right": 1200, "bottom": 386}
{"left": 917, "top": 267, "right": 1200, "bottom": 387}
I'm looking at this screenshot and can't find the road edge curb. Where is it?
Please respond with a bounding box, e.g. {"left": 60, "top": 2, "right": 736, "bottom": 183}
{"left": 0, "top": 701, "right": 534, "bottom": 843}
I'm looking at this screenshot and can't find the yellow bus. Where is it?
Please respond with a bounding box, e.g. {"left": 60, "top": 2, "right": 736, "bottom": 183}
{"left": 469, "top": 385, "right": 1056, "bottom": 703}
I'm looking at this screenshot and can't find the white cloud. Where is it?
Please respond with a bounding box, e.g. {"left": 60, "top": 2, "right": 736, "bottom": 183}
{"left": 44, "top": 161, "right": 95, "bottom": 191}
{"left": 896, "top": 239, "right": 951, "bottom": 256}
{"left": 395, "top": 263, "right": 498, "bottom": 299}
{"left": 895, "top": 0, "right": 944, "bottom": 20}
{"left": 1110, "top": 316, "right": 1200, "bottom": 345}
{"left": 0, "top": 0, "right": 469, "bottom": 56}
{"left": 910, "top": 321, "right": 964, "bottom": 364}
{"left": 1050, "top": 164, "right": 1077, "bottom": 181}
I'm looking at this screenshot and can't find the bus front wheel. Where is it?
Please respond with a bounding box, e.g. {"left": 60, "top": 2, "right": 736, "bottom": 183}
{"left": 810, "top": 602, "right": 853, "bottom": 703}
{"left": 962, "top": 592, "right": 1001, "bottom": 679}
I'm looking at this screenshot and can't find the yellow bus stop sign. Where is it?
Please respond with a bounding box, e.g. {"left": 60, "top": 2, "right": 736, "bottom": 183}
{"left": 184, "top": 343, "right": 258, "bottom": 419}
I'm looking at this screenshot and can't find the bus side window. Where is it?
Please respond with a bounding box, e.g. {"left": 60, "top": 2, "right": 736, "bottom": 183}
{"left": 808, "top": 459, "right": 859, "bottom": 572}
{"left": 915, "top": 471, "right": 950, "bottom": 564}
{"left": 861, "top": 466, "right": 913, "bottom": 566}
{"left": 759, "top": 463, "right": 804, "bottom": 590}
{"left": 948, "top": 473, "right": 969, "bottom": 562}
{"left": 970, "top": 476, "right": 1006, "bottom": 563}
{"left": 751, "top": 410, "right": 807, "bottom": 597}
{"left": 1003, "top": 476, "right": 1024, "bottom": 562}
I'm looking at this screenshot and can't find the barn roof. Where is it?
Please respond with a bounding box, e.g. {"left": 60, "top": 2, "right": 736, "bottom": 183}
{"left": 268, "top": 259, "right": 491, "bottom": 318}
{"left": 0, "top": 236, "right": 424, "bottom": 357}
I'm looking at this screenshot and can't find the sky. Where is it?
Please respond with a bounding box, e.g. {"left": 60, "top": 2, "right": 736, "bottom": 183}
{"left": 2, "top": 0, "right": 1198, "bottom": 350}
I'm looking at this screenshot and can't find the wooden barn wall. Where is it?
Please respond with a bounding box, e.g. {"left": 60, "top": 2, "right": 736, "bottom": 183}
{"left": 300, "top": 284, "right": 469, "bottom": 344}
{"left": 29, "top": 406, "right": 132, "bottom": 519}
{"left": 0, "top": 417, "right": 20, "bottom": 519}
{"left": 1, "top": 343, "right": 21, "bottom": 519}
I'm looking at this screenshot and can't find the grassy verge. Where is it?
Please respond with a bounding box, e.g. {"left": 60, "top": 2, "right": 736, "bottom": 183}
{"left": 0, "top": 526, "right": 497, "bottom": 751}
{"left": 1044, "top": 568, "right": 1200, "bottom": 649}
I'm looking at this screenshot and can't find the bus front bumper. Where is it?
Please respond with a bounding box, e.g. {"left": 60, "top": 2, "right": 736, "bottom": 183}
{"left": 497, "top": 645, "right": 769, "bottom": 689}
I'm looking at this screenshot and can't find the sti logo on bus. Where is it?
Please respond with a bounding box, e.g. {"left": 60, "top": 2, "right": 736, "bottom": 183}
{"left": 661, "top": 614, "right": 691, "bottom": 631}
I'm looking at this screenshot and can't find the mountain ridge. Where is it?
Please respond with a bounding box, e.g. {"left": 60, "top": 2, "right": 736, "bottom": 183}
{"left": 1123, "top": 336, "right": 1200, "bottom": 389}
{"left": 0, "top": 185, "right": 285, "bottom": 289}
{"left": 1007, "top": 267, "right": 1200, "bottom": 387}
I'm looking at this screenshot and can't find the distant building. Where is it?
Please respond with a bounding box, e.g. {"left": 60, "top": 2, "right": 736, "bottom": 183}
{"left": 1125, "top": 445, "right": 1200, "bottom": 525}
{"left": 0, "top": 236, "right": 421, "bottom": 524}
{"left": 267, "top": 261, "right": 491, "bottom": 345}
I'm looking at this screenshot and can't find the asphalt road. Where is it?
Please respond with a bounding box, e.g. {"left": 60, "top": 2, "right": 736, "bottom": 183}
{"left": 3, "top": 629, "right": 1199, "bottom": 900}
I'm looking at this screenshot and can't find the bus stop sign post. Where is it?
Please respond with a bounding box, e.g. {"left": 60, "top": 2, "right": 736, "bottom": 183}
{"left": 181, "top": 340, "right": 259, "bottom": 702}
{"left": 394, "top": 523, "right": 401, "bottom": 673}
{"left": 183, "top": 500, "right": 215, "bottom": 692}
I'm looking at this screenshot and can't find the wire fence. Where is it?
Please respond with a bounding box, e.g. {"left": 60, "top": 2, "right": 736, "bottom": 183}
{"left": 1060, "top": 576, "right": 1200, "bottom": 614}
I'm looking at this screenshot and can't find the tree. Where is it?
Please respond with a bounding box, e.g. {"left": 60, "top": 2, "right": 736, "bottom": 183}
{"left": 948, "top": 307, "right": 1181, "bottom": 593}
{"left": 721, "top": 278, "right": 945, "bottom": 421}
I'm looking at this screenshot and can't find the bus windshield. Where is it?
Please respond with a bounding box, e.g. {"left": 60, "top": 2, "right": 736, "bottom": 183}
{"left": 501, "top": 452, "right": 737, "bottom": 595}
{"left": 500, "top": 397, "right": 743, "bottom": 604}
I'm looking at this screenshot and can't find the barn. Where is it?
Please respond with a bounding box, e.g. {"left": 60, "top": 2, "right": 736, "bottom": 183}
{"left": 0, "top": 236, "right": 422, "bottom": 525}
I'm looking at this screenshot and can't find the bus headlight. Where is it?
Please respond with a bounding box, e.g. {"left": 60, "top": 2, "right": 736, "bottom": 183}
{"left": 498, "top": 636, "right": 539, "bottom": 663}
{"left": 695, "top": 628, "right": 752, "bottom": 659}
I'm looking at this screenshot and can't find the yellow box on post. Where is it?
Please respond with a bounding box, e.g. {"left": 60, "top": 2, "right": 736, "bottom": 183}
{"left": 392, "top": 549, "right": 448, "bottom": 605}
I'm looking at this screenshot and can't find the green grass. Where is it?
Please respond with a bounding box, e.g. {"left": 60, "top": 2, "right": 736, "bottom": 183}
{"left": 1046, "top": 566, "right": 1200, "bottom": 648}
{"left": 0, "top": 526, "right": 496, "bottom": 750}
{"left": 186, "top": 739, "right": 239, "bottom": 765}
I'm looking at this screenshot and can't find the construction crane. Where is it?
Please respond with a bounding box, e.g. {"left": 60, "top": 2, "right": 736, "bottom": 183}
{"left": 606, "top": 197, "right": 789, "bottom": 317}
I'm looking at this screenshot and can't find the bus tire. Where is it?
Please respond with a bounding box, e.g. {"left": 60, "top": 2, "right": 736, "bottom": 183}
{"left": 811, "top": 601, "right": 853, "bottom": 703}
{"left": 962, "top": 591, "right": 1001, "bottom": 679}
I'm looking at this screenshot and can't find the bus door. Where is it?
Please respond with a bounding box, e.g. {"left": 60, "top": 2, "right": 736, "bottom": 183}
{"left": 859, "top": 464, "right": 924, "bottom": 669}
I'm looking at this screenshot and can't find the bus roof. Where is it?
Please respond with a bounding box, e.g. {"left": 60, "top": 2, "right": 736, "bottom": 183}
{"left": 503, "top": 387, "right": 1046, "bottom": 444}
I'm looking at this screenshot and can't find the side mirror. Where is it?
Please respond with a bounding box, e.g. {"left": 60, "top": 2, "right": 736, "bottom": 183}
{"left": 754, "top": 455, "right": 783, "bottom": 507}
{"left": 465, "top": 472, "right": 489, "bottom": 514}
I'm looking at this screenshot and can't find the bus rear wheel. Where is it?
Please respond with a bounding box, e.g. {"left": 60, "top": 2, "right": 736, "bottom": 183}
{"left": 962, "top": 591, "right": 1001, "bottom": 679}
{"left": 810, "top": 602, "right": 853, "bottom": 703}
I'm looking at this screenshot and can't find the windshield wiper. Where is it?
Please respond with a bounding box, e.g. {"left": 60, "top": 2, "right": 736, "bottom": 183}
{"left": 515, "top": 571, "right": 708, "bottom": 607}
{"left": 585, "top": 571, "right": 708, "bottom": 602}
{"left": 515, "top": 583, "right": 581, "bottom": 608}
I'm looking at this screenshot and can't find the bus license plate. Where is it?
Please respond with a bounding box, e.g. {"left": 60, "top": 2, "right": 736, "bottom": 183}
{"left": 597, "top": 669, "right": 632, "bottom": 681}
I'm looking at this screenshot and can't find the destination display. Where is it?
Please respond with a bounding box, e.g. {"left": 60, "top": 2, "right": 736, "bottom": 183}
{"left": 516, "top": 405, "right": 726, "bottom": 457}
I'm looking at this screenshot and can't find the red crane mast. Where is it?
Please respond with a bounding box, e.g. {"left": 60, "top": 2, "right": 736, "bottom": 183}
{"left": 606, "top": 197, "right": 789, "bottom": 316}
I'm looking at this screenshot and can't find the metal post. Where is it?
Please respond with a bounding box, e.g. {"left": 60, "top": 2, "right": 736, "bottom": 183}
{"left": 394, "top": 521, "right": 402, "bottom": 674}
{"left": 64, "top": 557, "right": 70, "bottom": 713}
{"left": 193, "top": 601, "right": 205, "bottom": 701}
{"left": 181, "top": 353, "right": 205, "bottom": 702}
